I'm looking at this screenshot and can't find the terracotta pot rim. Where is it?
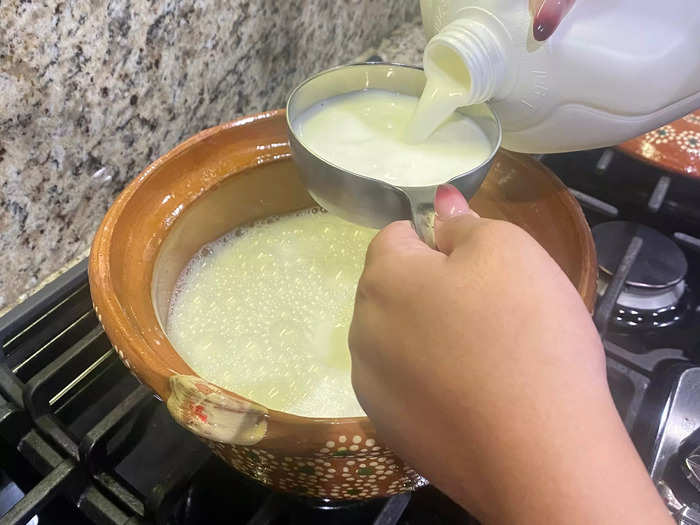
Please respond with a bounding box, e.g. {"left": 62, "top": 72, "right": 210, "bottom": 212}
{"left": 89, "top": 109, "right": 373, "bottom": 427}
{"left": 615, "top": 110, "right": 700, "bottom": 178}
{"left": 527, "top": 156, "right": 597, "bottom": 312}
{"left": 615, "top": 143, "right": 699, "bottom": 177}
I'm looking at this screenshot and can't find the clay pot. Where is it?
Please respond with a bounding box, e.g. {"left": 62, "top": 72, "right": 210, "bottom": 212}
{"left": 617, "top": 110, "right": 700, "bottom": 178}
{"left": 89, "top": 109, "right": 596, "bottom": 501}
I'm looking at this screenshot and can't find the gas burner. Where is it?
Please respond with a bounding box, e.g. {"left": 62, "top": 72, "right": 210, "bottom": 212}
{"left": 595, "top": 222, "right": 688, "bottom": 288}
{"left": 596, "top": 280, "right": 688, "bottom": 328}
{"left": 593, "top": 221, "right": 690, "bottom": 329}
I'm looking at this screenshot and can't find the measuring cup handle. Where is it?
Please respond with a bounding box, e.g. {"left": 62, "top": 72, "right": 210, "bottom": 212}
{"left": 405, "top": 188, "right": 437, "bottom": 249}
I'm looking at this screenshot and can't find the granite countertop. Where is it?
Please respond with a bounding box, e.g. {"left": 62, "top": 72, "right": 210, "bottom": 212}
{"left": 0, "top": 1, "right": 424, "bottom": 314}
{"left": 368, "top": 19, "right": 425, "bottom": 66}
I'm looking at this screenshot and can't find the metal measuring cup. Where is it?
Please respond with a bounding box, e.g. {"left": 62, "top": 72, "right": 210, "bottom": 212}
{"left": 286, "top": 63, "right": 501, "bottom": 248}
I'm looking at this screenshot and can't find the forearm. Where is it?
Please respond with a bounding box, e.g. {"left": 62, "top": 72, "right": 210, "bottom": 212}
{"left": 439, "top": 390, "right": 673, "bottom": 524}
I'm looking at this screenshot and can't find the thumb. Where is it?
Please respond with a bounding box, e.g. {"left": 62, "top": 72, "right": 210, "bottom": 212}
{"left": 365, "top": 220, "right": 436, "bottom": 267}
{"left": 434, "top": 184, "right": 479, "bottom": 220}
{"left": 434, "top": 184, "right": 481, "bottom": 255}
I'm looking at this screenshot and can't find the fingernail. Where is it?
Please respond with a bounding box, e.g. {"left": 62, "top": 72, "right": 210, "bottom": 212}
{"left": 533, "top": 0, "right": 573, "bottom": 41}
{"left": 533, "top": 0, "right": 558, "bottom": 41}
{"left": 435, "top": 184, "right": 470, "bottom": 218}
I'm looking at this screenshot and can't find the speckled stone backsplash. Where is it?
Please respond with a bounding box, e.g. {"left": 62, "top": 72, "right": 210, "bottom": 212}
{"left": 0, "top": 0, "right": 423, "bottom": 310}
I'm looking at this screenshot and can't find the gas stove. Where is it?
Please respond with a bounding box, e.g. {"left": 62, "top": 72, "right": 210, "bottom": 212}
{"left": 544, "top": 148, "right": 700, "bottom": 524}
{"left": 1, "top": 147, "right": 700, "bottom": 524}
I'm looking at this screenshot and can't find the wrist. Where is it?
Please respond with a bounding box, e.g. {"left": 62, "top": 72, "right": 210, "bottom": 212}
{"left": 470, "top": 394, "right": 672, "bottom": 524}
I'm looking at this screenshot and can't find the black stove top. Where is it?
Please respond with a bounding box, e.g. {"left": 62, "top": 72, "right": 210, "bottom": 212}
{"left": 2, "top": 146, "right": 700, "bottom": 524}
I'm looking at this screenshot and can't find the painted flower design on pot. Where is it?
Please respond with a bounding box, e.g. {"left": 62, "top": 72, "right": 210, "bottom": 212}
{"left": 644, "top": 125, "right": 676, "bottom": 145}
{"left": 678, "top": 130, "right": 700, "bottom": 155}
{"left": 682, "top": 113, "right": 700, "bottom": 126}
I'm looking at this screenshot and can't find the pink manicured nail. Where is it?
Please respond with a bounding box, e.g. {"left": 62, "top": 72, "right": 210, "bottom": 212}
{"left": 435, "top": 185, "right": 470, "bottom": 218}
{"left": 533, "top": 0, "right": 574, "bottom": 41}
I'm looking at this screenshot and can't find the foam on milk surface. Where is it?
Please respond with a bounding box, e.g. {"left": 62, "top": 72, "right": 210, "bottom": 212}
{"left": 166, "top": 209, "right": 375, "bottom": 418}
{"left": 293, "top": 89, "right": 491, "bottom": 187}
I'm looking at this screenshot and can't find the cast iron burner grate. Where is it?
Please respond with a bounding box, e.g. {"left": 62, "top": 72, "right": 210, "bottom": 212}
{"left": 0, "top": 261, "right": 476, "bottom": 525}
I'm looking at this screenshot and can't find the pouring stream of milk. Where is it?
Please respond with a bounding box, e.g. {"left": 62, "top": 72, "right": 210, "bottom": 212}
{"left": 405, "top": 46, "right": 473, "bottom": 144}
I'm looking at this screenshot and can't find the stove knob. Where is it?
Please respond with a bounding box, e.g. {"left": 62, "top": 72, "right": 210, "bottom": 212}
{"left": 684, "top": 450, "right": 700, "bottom": 493}
{"left": 658, "top": 482, "right": 700, "bottom": 525}
{"left": 659, "top": 481, "right": 685, "bottom": 513}
{"left": 679, "top": 507, "right": 700, "bottom": 525}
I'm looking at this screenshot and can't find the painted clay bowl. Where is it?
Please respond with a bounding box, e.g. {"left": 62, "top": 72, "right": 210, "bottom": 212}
{"left": 617, "top": 110, "right": 700, "bottom": 177}
{"left": 88, "top": 109, "right": 596, "bottom": 501}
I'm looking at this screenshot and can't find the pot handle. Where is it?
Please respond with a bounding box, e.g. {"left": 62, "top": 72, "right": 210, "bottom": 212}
{"left": 166, "top": 375, "right": 268, "bottom": 446}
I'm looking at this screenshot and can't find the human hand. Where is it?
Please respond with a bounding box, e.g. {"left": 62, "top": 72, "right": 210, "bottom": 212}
{"left": 349, "top": 185, "right": 672, "bottom": 524}
{"left": 530, "top": 0, "right": 576, "bottom": 40}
